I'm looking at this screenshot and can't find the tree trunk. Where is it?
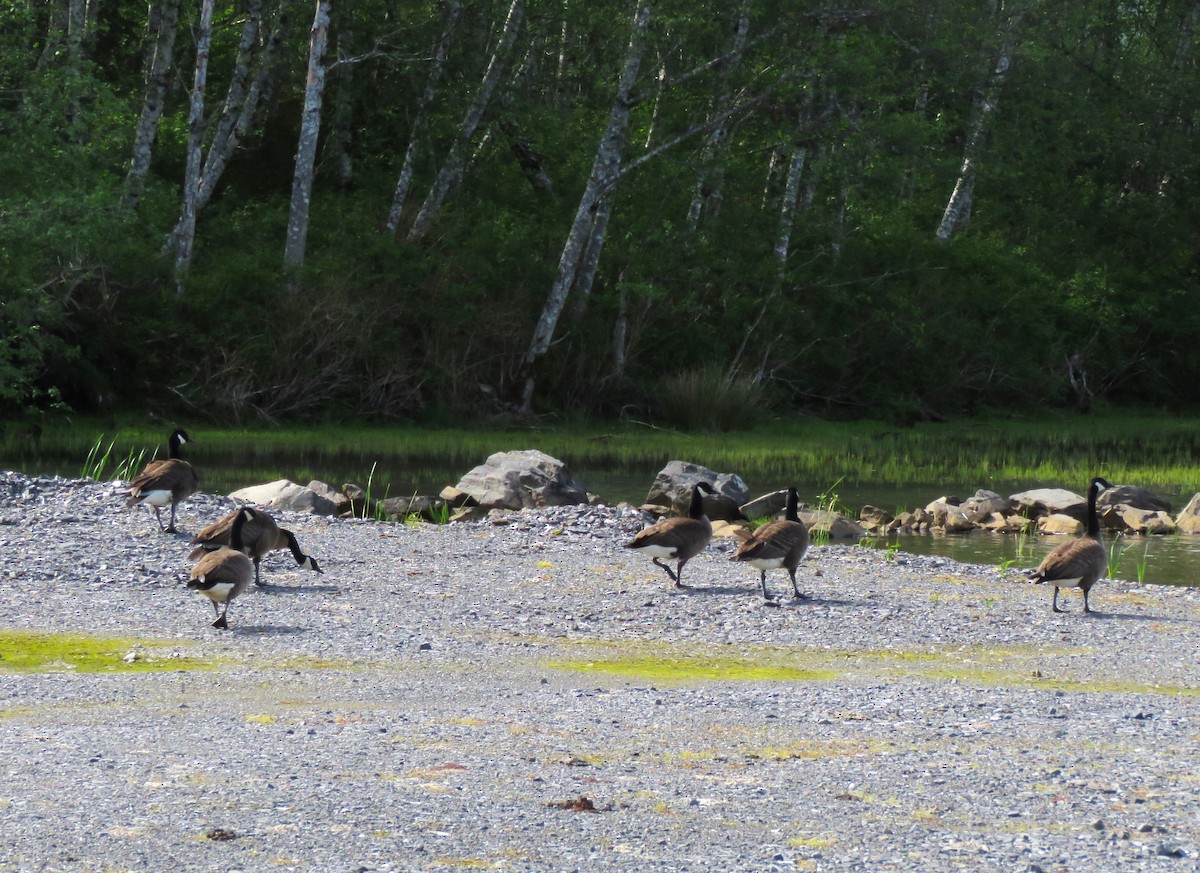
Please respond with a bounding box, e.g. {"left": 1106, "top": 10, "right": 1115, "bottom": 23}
{"left": 122, "top": 0, "right": 181, "bottom": 209}
{"left": 935, "top": 11, "right": 1020, "bottom": 242}
{"left": 686, "top": 4, "right": 749, "bottom": 228}
{"left": 327, "top": 10, "right": 355, "bottom": 189}
{"left": 170, "top": 0, "right": 215, "bottom": 294}
{"left": 384, "top": 0, "right": 461, "bottom": 236}
{"left": 195, "top": 0, "right": 287, "bottom": 210}
{"left": 283, "top": 0, "right": 333, "bottom": 271}
{"left": 518, "top": 0, "right": 651, "bottom": 412}
{"left": 406, "top": 0, "right": 524, "bottom": 243}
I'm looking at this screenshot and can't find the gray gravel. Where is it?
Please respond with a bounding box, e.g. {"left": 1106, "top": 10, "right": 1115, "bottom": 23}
{"left": 3, "top": 470, "right": 1200, "bottom": 872}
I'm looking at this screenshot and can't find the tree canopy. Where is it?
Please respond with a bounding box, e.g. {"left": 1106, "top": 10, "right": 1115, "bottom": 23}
{"left": 3, "top": 0, "right": 1199, "bottom": 425}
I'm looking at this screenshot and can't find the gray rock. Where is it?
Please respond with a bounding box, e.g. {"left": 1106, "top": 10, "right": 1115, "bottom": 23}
{"left": 1177, "top": 493, "right": 1200, "bottom": 534}
{"left": 1010, "top": 488, "right": 1085, "bottom": 520}
{"left": 455, "top": 449, "right": 589, "bottom": 510}
{"left": 645, "top": 460, "right": 748, "bottom": 521}
{"left": 228, "top": 479, "right": 338, "bottom": 516}
{"left": 1098, "top": 485, "right": 1171, "bottom": 514}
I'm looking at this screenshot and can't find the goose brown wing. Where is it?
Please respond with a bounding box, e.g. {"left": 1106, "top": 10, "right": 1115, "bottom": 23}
{"left": 626, "top": 516, "right": 711, "bottom": 559}
{"left": 128, "top": 458, "right": 198, "bottom": 501}
{"left": 1034, "top": 537, "right": 1106, "bottom": 586}
{"left": 187, "top": 549, "right": 253, "bottom": 592}
{"left": 735, "top": 520, "right": 808, "bottom": 563}
{"left": 190, "top": 507, "right": 279, "bottom": 558}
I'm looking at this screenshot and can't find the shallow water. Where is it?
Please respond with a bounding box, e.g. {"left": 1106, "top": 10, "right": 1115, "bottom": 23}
{"left": 5, "top": 447, "right": 1198, "bottom": 587}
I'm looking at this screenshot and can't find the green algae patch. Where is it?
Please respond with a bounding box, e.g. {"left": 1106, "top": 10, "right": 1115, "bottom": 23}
{"left": 0, "top": 630, "right": 216, "bottom": 674}
{"left": 550, "top": 654, "right": 834, "bottom": 683}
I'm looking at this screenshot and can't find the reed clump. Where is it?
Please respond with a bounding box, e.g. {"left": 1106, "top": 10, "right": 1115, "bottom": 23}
{"left": 654, "top": 368, "right": 766, "bottom": 432}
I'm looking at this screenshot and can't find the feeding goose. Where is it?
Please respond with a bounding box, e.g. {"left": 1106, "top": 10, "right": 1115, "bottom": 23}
{"left": 190, "top": 506, "right": 322, "bottom": 587}
{"left": 188, "top": 506, "right": 255, "bottom": 629}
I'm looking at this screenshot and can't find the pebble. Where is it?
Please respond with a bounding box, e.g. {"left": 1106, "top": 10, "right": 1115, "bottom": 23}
{"left": 1, "top": 470, "right": 1199, "bottom": 871}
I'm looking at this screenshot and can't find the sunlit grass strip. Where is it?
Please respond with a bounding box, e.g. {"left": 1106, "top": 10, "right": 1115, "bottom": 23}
{"left": 0, "top": 630, "right": 217, "bottom": 673}
{"left": 10, "top": 410, "right": 1200, "bottom": 495}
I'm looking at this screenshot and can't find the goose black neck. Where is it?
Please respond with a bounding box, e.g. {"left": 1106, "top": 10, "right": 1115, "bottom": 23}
{"left": 168, "top": 433, "right": 183, "bottom": 460}
{"left": 230, "top": 509, "right": 250, "bottom": 552}
{"left": 688, "top": 485, "right": 708, "bottom": 519}
{"left": 784, "top": 488, "right": 800, "bottom": 523}
{"left": 1086, "top": 480, "right": 1102, "bottom": 538}
{"left": 283, "top": 530, "right": 305, "bottom": 563}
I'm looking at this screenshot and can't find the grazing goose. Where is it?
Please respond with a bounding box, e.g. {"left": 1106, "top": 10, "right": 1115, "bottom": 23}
{"left": 624, "top": 482, "right": 716, "bottom": 588}
{"left": 126, "top": 428, "right": 199, "bottom": 533}
{"left": 732, "top": 486, "right": 810, "bottom": 601}
{"left": 188, "top": 507, "right": 255, "bottom": 629}
{"left": 1027, "top": 477, "right": 1112, "bottom": 613}
{"left": 189, "top": 506, "right": 322, "bottom": 587}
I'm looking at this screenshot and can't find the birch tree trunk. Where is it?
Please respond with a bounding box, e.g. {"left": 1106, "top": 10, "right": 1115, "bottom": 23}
{"left": 935, "top": 9, "right": 1020, "bottom": 242}
{"left": 195, "top": 0, "right": 286, "bottom": 210}
{"left": 686, "top": 4, "right": 749, "bottom": 227}
{"left": 518, "top": 0, "right": 651, "bottom": 412}
{"left": 122, "top": 0, "right": 181, "bottom": 209}
{"left": 166, "top": 0, "right": 280, "bottom": 274}
{"left": 406, "top": 0, "right": 524, "bottom": 243}
{"left": 283, "top": 0, "right": 333, "bottom": 271}
{"left": 170, "top": 0, "right": 215, "bottom": 294}
{"left": 384, "top": 0, "right": 461, "bottom": 236}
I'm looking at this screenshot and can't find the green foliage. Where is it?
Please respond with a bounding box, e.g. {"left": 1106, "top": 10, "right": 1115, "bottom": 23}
{"left": 1, "top": 0, "right": 1199, "bottom": 422}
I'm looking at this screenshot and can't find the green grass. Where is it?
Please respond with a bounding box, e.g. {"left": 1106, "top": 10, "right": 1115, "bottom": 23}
{"left": 7, "top": 409, "right": 1200, "bottom": 503}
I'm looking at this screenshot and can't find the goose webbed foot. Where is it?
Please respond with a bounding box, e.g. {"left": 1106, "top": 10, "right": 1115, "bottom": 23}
{"left": 211, "top": 615, "right": 228, "bottom": 629}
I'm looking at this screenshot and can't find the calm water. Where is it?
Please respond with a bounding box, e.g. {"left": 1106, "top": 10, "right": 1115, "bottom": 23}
{"left": 6, "top": 447, "right": 1198, "bottom": 587}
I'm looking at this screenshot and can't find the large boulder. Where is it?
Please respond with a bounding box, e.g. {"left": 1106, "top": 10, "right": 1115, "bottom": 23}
{"left": 1177, "top": 493, "right": 1200, "bottom": 534}
{"left": 645, "top": 460, "right": 749, "bottom": 522}
{"left": 1107, "top": 506, "right": 1176, "bottom": 535}
{"left": 1098, "top": 485, "right": 1172, "bottom": 514}
{"left": 1010, "top": 488, "right": 1085, "bottom": 520}
{"left": 454, "top": 450, "right": 588, "bottom": 511}
{"left": 229, "top": 479, "right": 338, "bottom": 516}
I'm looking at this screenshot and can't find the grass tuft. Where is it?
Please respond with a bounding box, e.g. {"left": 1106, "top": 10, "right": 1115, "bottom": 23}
{"left": 655, "top": 368, "right": 767, "bottom": 431}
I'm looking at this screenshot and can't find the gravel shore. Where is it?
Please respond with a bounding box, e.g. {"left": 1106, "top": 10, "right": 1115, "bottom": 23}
{"left": 3, "top": 471, "right": 1200, "bottom": 872}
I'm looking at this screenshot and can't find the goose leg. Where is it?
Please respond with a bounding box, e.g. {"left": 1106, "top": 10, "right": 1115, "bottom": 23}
{"left": 652, "top": 558, "right": 679, "bottom": 584}
{"left": 789, "top": 570, "right": 808, "bottom": 600}
{"left": 673, "top": 560, "right": 689, "bottom": 588}
{"left": 1082, "top": 588, "right": 1091, "bottom": 613}
{"left": 152, "top": 505, "right": 165, "bottom": 531}
{"left": 165, "top": 502, "right": 179, "bottom": 534}
{"left": 254, "top": 558, "right": 263, "bottom": 587}
{"left": 1052, "top": 587, "right": 1064, "bottom": 613}
{"left": 760, "top": 571, "right": 773, "bottom": 601}
{"left": 213, "top": 603, "right": 230, "bottom": 629}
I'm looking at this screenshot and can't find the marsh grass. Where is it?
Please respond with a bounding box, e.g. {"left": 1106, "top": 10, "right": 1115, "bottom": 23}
{"left": 655, "top": 368, "right": 766, "bottom": 431}
{"left": 8, "top": 410, "right": 1200, "bottom": 506}
{"left": 81, "top": 435, "right": 148, "bottom": 481}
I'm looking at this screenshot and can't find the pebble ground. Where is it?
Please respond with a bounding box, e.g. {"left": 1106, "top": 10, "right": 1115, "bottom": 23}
{"left": 3, "top": 472, "right": 1200, "bottom": 872}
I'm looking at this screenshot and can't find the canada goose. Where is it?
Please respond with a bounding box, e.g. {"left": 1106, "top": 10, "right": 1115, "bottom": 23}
{"left": 624, "top": 482, "right": 716, "bottom": 588}
{"left": 188, "top": 507, "right": 255, "bottom": 629}
{"left": 189, "top": 506, "right": 323, "bottom": 586}
{"left": 126, "top": 428, "right": 199, "bottom": 533}
{"left": 732, "top": 486, "right": 810, "bottom": 601}
{"left": 1027, "top": 477, "right": 1112, "bottom": 613}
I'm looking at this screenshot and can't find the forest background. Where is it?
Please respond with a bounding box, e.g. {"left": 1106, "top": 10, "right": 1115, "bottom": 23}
{"left": 2, "top": 0, "right": 1198, "bottom": 429}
